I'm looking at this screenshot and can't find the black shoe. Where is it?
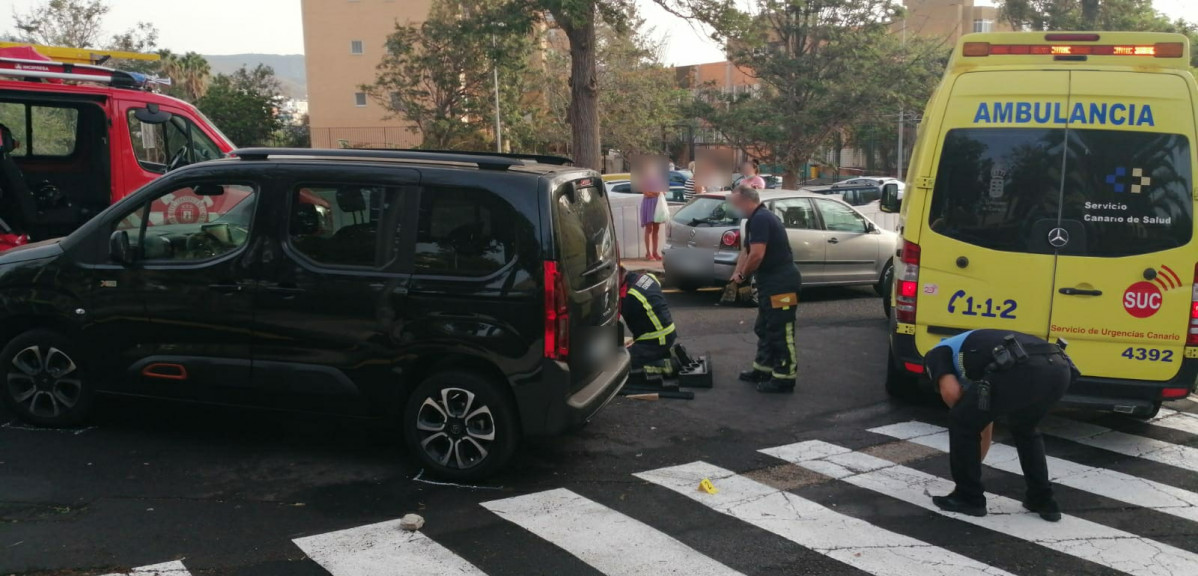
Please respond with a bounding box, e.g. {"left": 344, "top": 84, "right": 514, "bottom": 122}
{"left": 738, "top": 369, "right": 771, "bottom": 383}
{"left": 1023, "top": 498, "right": 1062, "bottom": 522}
{"left": 756, "top": 377, "right": 795, "bottom": 393}
{"left": 932, "top": 494, "right": 987, "bottom": 517}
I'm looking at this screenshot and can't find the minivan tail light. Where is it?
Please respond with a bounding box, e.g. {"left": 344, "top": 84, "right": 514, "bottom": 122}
{"left": 721, "top": 230, "right": 741, "bottom": 248}
{"left": 895, "top": 240, "right": 920, "bottom": 324}
{"left": 544, "top": 261, "right": 570, "bottom": 360}
{"left": 1187, "top": 263, "right": 1198, "bottom": 346}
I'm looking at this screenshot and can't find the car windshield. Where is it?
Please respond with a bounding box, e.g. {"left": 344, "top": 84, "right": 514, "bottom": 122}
{"left": 672, "top": 196, "right": 738, "bottom": 226}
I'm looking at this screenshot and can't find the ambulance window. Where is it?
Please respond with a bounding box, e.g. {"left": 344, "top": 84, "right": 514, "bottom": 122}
{"left": 927, "top": 128, "right": 1066, "bottom": 253}
{"left": 1059, "top": 130, "right": 1192, "bottom": 257}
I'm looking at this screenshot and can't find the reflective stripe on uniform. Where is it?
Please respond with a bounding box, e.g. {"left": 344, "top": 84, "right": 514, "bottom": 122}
{"left": 773, "top": 321, "right": 798, "bottom": 379}
{"left": 628, "top": 288, "right": 672, "bottom": 344}
{"left": 753, "top": 362, "right": 771, "bottom": 372}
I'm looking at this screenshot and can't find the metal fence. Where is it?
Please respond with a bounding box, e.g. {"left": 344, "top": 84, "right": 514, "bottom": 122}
{"left": 310, "top": 127, "right": 422, "bottom": 149}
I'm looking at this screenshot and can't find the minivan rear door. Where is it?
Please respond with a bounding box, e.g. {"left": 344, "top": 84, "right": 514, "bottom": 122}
{"left": 917, "top": 71, "right": 1070, "bottom": 340}
{"left": 553, "top": 177, "right": 620, "bottom": 393}
{"left": 1048, "top": 71, "right": 1195, "bottom": 381}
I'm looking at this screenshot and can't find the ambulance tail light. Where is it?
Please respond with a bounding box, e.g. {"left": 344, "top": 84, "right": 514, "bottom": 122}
{"left": 543, "top": 261, "right": 569, "bottom": 360}
{"left": 721, "top": 230, "right": 740, "bottom": 248}
{"left": 1161, "top": 387, "right": 1190, "bottom": 400}
{"left": 895, "top": 240, "right": 921, "bottom": 324}
{"left": 963, "top": 41, "right": 1184, "bottom": 58}
{"left": 1188, "top": 263, "right": 1198, "bottom": 347}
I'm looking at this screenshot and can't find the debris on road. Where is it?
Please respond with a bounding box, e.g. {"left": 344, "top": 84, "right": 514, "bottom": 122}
{"left": 399, "top": 514, "right": 424, "bottom": 531}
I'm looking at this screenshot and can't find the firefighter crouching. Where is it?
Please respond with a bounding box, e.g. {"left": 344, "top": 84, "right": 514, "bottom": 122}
{"left": 621, "top": 268, "right": 681, "bottom": 380}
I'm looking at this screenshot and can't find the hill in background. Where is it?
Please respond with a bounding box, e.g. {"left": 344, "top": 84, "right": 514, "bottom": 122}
{"left": 204, "top": 54, "right": 307, "bottom": 100}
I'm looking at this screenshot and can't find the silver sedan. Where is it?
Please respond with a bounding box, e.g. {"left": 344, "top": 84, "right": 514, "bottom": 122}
{"left": 662, "top": 190, "right": 898, "bottom": 296}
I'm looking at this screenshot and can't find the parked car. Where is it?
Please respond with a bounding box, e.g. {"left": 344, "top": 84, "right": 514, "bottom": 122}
{"left": 840, "top": 177, "right": 905, "bottom": 198}
{"left": 663, "top": 191, "right": 898, "bottom": 300}
{"left": 0, "top": 148, "right": 630, "bottom": 480}
{"left": 829, "top": 184, "right": 883, "bottom": 207}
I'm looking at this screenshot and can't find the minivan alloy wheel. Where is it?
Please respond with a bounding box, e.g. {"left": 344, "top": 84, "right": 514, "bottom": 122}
{"left": 415, "top": 387, "right": 497, "bottom": 470}
{"left": 7, "top": 345, "right": 82, "bottom": 419}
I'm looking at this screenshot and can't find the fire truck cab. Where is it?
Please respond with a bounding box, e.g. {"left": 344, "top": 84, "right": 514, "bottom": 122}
{"left": 0, "top": 44, "right": 235, "bottom": 247}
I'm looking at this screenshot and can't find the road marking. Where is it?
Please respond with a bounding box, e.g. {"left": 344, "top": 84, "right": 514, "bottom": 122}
{"left": 1150, "top": 407, "right": 1198, "bottom": 436}
{"left": 765, "top": 440, "right": 1198, "bottom": 576}
{"left": 635, "top": 461, "right": 1014, "bottom": 576}
{"left": 482, "top": 488, "right": 742, "bottom": 575}
{"left": 98, "top": 561, "right": 191, "bottom": 576}
{"left": 1039, "top": 415, "right": 1198, "bottom": 474}
{"left": 293, "top": 519, "right": 486, "bottom": 576}
{"left": 870, "top": 421, "right": 1198, "bottom": 524}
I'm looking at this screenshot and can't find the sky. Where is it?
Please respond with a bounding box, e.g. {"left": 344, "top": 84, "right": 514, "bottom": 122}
{"left": 3, "top": 0, "right": 1196, "bottom": 65}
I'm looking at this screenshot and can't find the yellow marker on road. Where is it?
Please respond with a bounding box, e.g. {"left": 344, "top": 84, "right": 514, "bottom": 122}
{"left": 698, "top": 478, "right": 718, "bottom": 494}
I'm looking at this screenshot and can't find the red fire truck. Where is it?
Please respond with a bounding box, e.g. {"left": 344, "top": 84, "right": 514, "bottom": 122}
{"left": 0, "top": 44, "right": 237, "bottom": 249}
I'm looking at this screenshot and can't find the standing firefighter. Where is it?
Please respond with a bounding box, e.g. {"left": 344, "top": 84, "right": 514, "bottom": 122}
{"left": 621, "top": 268, "right": 679, "bottom": 380}
{"left": 730, "top": 185, "right": 802, "bottom": 393}
{"left": 924, "top": 330, "right": 1077, "bottom": 521}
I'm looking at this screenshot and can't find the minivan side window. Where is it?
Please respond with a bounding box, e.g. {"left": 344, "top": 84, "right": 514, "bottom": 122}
{"left": 127, "top": 110, "right": 222, "bottom": 172}
{"left": 114, "top": 183, "right": 257, "bottom": 262}
{"left": 414, "top": 186, "right": 521, "bottom": 277}
{"left": 289, "top": 185, "right": 405, "bottom": 269}
{"left": 0, "top": 102, "right": 79, "bottom": 157}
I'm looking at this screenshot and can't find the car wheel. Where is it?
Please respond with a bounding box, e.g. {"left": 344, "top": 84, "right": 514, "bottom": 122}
{"left": 404, "top": 371, "right": 518, "bottom": 481}
{"left": 875, "top": 260, "right": 893, "bottom": 296}
{"left": 0, "top": 330, "right": 93, "bottom": 427}
{"left": 885, "top": 348, "right": 919, "bottom": 400}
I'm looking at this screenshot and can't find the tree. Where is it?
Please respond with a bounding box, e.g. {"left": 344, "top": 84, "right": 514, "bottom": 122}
{"left": 197, "top": 65, "right": 284, "bottom": 147}
{"left": 682, "top": 0, "right": 939, "bottom": 186}
{"left": 11, "top": 0, "right": 159, "bottom": 54}
{"left": 365, "top": 0, "right": 536, "bottom": 150}
{"left": 998, "top": 0, "right": 1198, "bottom": 65}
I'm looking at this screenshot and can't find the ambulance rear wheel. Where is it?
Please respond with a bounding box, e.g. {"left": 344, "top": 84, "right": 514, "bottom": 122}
{"left": 885, "top": 348, "right": 919, "bottom": 400}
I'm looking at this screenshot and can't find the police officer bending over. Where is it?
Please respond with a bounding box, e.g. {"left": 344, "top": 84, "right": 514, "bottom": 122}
{"left": 730, "top": 184, "right": 802, "bottom": 393}
{"left": 924, "top": 329, "right": 1076, "bottom": 521}
{"left": 621, "top": 268, "right": 680, "bottom": 380}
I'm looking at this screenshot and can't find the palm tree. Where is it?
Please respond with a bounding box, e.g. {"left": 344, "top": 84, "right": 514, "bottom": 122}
{"left": 177, "top": 52, "right": 211, "bottom": 102}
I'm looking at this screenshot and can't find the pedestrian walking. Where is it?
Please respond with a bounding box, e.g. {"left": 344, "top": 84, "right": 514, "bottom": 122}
{"left": 738, "top": 159, "right": 766, "bottom": 189}
{"left": 730, "top": 184, "right": 801, "bottom": 393}
{"left": 924, "top": 329, "right": 1077, "bottom": 521}
{"left": 637, "top": 163, "right": 668, "bottom": 261}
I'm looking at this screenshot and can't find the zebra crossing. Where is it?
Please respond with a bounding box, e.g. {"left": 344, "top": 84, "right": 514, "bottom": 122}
{"left": 110, "top": 403, "right": 1198, "bottom": 576}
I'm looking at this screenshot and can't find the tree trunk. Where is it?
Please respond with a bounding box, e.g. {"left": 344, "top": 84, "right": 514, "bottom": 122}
{"left": 562, "top": 6, "right": 602, "bottom": 170}
{"left": 1080, "top": 0, "right": 1100, "bottom": 29}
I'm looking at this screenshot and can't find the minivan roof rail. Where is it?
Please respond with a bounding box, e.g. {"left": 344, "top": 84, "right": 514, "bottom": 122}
{"left": 230, "top": 148, "right": 575, "bottom": 171}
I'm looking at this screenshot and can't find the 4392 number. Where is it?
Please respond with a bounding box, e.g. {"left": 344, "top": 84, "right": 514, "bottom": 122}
{"left": 1121, "top": 347, "right": 1174, "bottom": 362}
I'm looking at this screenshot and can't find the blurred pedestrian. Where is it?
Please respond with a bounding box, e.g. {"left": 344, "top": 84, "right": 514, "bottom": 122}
{"left": 636, "top": 161, "right": 668, "bottom": 261}
{"left": 739, "top": 159, "right": 766, "bottom": 189}
{"left": 730, "top": 184, "right": 801, "bottom": 393}
{"left": 925, "top": 330, "right": 1077, "bottom": 521}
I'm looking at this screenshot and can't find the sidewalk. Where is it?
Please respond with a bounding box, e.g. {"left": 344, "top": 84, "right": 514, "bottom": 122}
{"left": 622, "top": 258, "right": 664, "bottom": 274}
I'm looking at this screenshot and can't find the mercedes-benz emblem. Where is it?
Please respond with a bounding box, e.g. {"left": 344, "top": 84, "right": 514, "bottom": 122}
{"left": 1048, "top": 227, "right": 1070, "bottom": 248}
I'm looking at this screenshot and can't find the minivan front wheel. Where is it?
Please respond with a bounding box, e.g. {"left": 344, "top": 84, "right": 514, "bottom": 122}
{"left": 404, "top": 371, "right": 518, "bottom": 481}
{"left": 1, "top": 330, "right": 93, "bottom": 427}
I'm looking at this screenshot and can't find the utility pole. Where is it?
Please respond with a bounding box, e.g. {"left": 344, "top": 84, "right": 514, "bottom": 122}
{"left": 897, "top": 17, "right": 907, "bottom": 181}
{"left": 491, "top": 25, "right": 504, "bottom": 153}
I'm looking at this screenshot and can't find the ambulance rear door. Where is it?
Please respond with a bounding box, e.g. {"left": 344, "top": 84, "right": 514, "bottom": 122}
{"left": 1048, "top": 71, "right": 1196, "bottom": 381}
{"left": 914, "top": 71, "right": 1069, "bottom": 352}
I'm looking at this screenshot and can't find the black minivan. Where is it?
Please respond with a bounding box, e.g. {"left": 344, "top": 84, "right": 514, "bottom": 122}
{"left": 0, "top": 148, "right": 629, "bottom": 479}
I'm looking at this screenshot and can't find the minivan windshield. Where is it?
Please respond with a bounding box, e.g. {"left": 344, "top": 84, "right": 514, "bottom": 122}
{"left": 928, "top": 128, "right": 1192, "bottom": 257}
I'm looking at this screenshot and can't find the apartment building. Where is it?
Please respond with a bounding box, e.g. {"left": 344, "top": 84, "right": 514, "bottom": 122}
{"left": 300, "top": 0, "right": 433, "bottom": 148}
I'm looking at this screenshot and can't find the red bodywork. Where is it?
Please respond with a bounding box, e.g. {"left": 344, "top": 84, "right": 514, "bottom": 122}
{"left": 0, "top": 50, "right": 236, "bottom": 247}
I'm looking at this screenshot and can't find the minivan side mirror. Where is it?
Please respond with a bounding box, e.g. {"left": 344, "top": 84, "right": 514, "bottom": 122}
{"left": 109, "top": 230, "right": 134, "bottom": 265}
{"left": 880, "top": 183, "right": 900, "bottom": 213}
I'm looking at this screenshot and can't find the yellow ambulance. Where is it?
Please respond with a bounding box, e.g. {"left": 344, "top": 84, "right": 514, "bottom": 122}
{"left": 881, "top": 32, "right": 1197, "bottom": 417}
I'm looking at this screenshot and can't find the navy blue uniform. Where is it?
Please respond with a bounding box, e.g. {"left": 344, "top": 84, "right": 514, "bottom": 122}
{"left": 925, "top": 330, "right": 1074, "bottom": 511}
{"left": 745, "top": 204, "right": 802, "bottom": 383}
{"left": 622, "top": 271, "right": 677, "bottom": 377}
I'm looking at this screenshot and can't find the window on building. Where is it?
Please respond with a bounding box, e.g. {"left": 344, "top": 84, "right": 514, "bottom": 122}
{"left": 973, "top": 19, "right": 994, "bottom": 33}
{"left": 354, "top": 92, "right": 367, "bottom": 107}
{"left": 350, "top": 40, "right": 364, "bottom": 54}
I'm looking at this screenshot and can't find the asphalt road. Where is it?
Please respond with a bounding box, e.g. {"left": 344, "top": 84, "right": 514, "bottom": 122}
{"left": 3, "top": 287, "right": 1197, "bottom": 576}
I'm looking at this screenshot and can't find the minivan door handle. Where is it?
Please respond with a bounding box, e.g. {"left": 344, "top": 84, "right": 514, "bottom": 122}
{"left": 1059, "top": 287, "right": 1102, "bottom": 296}
{"left": 827, "top": 237, "right": 839, "bottom": 244}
